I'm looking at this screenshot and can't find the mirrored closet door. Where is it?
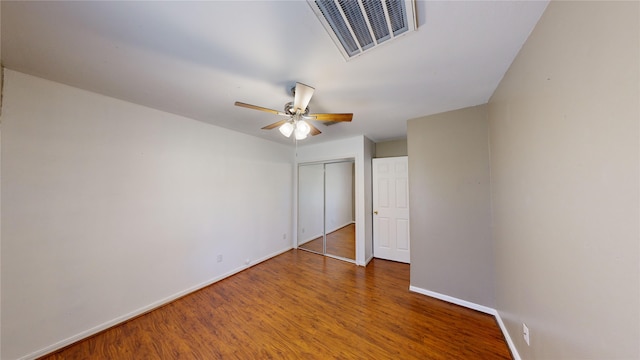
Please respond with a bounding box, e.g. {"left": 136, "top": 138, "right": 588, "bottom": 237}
{"left": 298, "top": 160, "right": 355, "bottom": 261}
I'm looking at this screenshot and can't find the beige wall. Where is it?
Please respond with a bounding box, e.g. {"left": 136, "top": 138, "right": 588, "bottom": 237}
{"left": 407, "top": 104, "right": 494, "bottom": 307}
{"left": 489, "top": 1, "right": 639, "bottom": 358}
{"left": 375, "top": 139, "right": 407, "bottom": 158}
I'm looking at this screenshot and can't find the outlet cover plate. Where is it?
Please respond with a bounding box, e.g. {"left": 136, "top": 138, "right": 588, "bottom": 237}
{"left": 523, "top": 323, "right": 530, "bottom": 346}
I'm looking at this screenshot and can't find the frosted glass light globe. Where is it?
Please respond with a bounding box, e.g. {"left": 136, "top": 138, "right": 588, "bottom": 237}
{"left": 279, "top": 122, "right": 294, "bottom": 137}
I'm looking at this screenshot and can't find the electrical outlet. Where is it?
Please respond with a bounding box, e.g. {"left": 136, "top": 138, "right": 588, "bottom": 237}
{"left": 216, "top": 254, "right": 223, "bottom": 263}
{"left": 245, "top": 258, "right": 251, "bottom": 265}
{"left": 523, "top": 323, "right": 530, "bottom": 346}
{"left": 282, "top": 233, "right": 287, "bottom": 240}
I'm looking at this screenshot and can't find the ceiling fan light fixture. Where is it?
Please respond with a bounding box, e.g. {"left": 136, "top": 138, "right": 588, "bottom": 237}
{"left": 296, "top": 120, "right": 311, "bottom": 135}
{"left": 294, "top": 129, "right": 308, "bottom": 140}
{"left": 294, "top": 120, "right": 311, "bottom": 140}
{"left": 234, "top": 82, "right": 352, "bottom": 139}
{"left": 279, "top": 122, "right": 294, "bottom": 137}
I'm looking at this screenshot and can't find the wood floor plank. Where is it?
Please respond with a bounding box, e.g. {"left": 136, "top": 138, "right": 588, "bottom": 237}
{"left": 39, "top": 250, "right": 512, "bottom": 359}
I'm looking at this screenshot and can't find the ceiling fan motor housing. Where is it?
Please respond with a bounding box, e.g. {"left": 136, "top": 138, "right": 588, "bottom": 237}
{"left": 285, "top": 102, "right": 309, "bottom": 116}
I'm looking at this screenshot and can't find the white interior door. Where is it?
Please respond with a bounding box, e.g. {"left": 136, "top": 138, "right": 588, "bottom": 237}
{"left": 373, "top": 156, "right": 410, "bottom": 263}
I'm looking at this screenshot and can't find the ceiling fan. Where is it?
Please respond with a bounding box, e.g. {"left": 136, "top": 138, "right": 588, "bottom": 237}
{"left": 234, "top": 82, "right": 353, "bottom": 140}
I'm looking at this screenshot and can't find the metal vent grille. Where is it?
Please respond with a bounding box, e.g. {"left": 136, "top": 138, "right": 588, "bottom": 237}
{"left": 309, "top": 0, "right": 417, "bottom": 60}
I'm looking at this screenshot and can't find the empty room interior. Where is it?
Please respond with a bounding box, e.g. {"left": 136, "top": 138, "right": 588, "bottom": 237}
{"left": 1, "top": 1, "right": 638, "bottom": 359}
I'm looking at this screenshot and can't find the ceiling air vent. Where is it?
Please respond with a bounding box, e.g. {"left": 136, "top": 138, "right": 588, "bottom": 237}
{"left": 308, "top": 0, "right": 417, "bottom": 60}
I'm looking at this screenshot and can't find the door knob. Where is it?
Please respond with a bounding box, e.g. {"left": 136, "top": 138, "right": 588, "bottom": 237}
{"left": 374, "top": 211, "right": 378, "bottom": 215}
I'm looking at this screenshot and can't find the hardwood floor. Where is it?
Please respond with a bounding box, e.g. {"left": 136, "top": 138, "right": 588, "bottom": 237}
{"left": 298, "top": 223, "right": 355, "bottom": 260}
{"left": 40, "top": 250, "right": 512, "bottom": 359}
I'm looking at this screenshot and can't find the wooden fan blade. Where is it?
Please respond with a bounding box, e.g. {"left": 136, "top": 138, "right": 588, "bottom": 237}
{"left": 307, "top": 113, "right": 353, "bottom": 122}
{"left": 235, "top": 101, "right": 286, "bottom": 116}
{"left": 293, "top": 82, "right": 315, "bottom": 112}
{"left": 308, "top": 123, "right": 322, "bottom": 136}
{"left": 261, "top": 119, "right": 288, "bottom": 130}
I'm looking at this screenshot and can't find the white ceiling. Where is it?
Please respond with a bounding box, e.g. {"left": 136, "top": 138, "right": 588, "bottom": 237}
{"left": 1, "top": 1, "right": 548, "bottom": 146}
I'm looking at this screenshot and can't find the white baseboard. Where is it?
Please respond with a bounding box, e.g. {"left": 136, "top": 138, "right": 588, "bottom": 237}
{"left": 494, "top": 310, "right": 521, "bottom": 360}
{"left": 297, "top": 222, "right": 355, "bottom": 247}
{"left": 409, "top": 286, "right": 495, "bottom": 314}
{"left": 251, "top": 247, "right": 293, "bottom": 266}
{"left": 22, "top": 246, "right": 293, "bottom": 360}
{"left": 326, "top": 221, "right": 354, "bottom": 235}
{"left": 363, "top": 253, "right": 374, "bottom": 266}
{"left": 409, "top": 285, "right": 520, "bottom": 360}
{"left": 297, "top": 233, "right": 323, "bottom": 246}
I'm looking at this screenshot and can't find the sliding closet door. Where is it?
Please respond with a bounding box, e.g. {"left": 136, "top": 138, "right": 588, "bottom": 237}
{"left": 297, "top": 160, "right": 356, "bottom": 262}
{"left": 297, "top": 164, "right": 325, "bottom": 254}
{"left": 324, "top": 161, "right": 355, "bottom": 260}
